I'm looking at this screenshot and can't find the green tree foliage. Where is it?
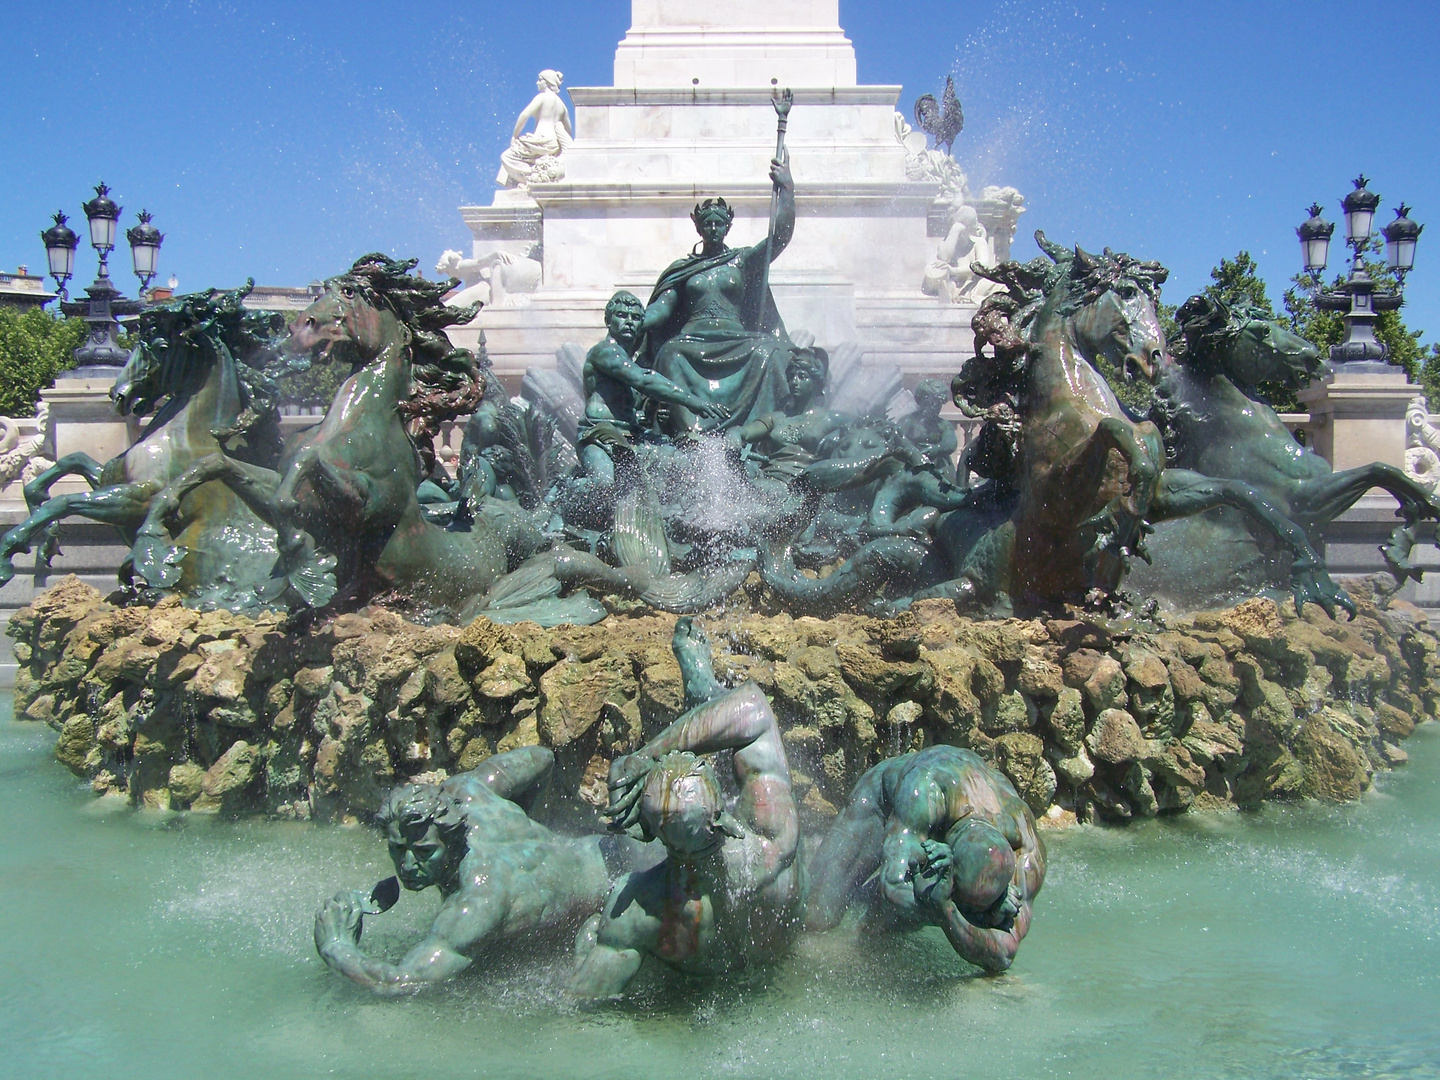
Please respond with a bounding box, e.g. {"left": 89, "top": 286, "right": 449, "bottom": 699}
{"left": 1092, "top": 354, "right": 1153, "bottom": 414}
{"left": 1205, "top": 250, "right": 1278, "bottom": 318}
{"left": 1420, "top": 343, "right": 1440, "bottom": 410}
{"left": 0, "top": 307, "right": 85, "bottom": 417}
{"left": 276, "top": 356, "right": 347, "bottom": 410}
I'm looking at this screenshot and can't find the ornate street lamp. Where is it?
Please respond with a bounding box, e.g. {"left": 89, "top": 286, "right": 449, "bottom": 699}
{"left": 1298, "top": 175, "right": 1420, "bottom": 366}
{"left": 40, "top": 212, "right": 79, "bottom": 299}
{"left": 1382, "top": 204, "right": 1422, "bottom": 287}
{"left": 126, "top": 211, "right": 164, "bottom": 291}
{"left": 1341, "top": 177, "right": 1379, "bottom": 248}
{"left": 1296, "top": 204, "right": 1333, "bottom": 278}
{"left": 82, "top": 182, "right": 121, "bottom": 255}
{"left": 44, "top": 183, "right": 166, "bottom": 369}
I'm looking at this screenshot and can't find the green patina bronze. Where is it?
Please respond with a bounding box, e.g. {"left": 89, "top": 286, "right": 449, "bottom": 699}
{"left": 1137, "top": 294, "right": 1440, "bottom": 603}
{"left": 0, "top": 284, "right": 285, "bottom": 608}
{"left": 980, "top": 237, "right": 1355, "bottom": 616}
{"left": 15, "top": 88, "right": 1440, "bottom": 1021}
{"left": 130, "top": 254, "right": 509, "bottom": 615}
{"left": 572, "top": 289, "right": 730, "bottom": 503}
{"left": 314, "top": 614, "right": 797, "bottom": 996}
{"left": 313, "top": 744, "right": 653, "bottom": 994}
{"left": 572, "top": 616, "right": 801, "bottom": 996}
{"left": 806, "top": 745, "right": 1046, "bottom": 973}
{"left": 762, "top": 233, "right": 1356, "bottom": 618}
{"left": 637, "top": 155, "right": 796, "bottom": 435}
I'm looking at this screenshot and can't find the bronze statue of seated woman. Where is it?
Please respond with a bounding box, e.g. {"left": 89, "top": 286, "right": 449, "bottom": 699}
{"left": 639, "top": 154, "right": 797, "bottom": 435}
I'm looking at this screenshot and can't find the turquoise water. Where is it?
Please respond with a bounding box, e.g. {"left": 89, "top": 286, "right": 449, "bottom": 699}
{"left": 2, "top": 699, "right": 1438, "bottom": 1080}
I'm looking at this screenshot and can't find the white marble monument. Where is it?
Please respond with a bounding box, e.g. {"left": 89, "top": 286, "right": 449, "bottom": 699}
{"left": 450, "top": 0, "right": 1023, "bottom": 391}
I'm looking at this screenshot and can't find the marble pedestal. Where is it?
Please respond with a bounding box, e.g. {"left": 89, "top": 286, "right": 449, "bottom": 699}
{"left": 452, "top": 1, "right": 1015, "bottom": 390}
{"left": 1297, "top": 361, "right": 1416, "bottom": 471}
{"left": 38, "top": 369, "right": 138, "bottom": 494}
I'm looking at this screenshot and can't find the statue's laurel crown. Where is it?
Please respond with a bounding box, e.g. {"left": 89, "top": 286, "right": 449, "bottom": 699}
{"left": 691, "top": 197, "right": 734, "bottom": 227}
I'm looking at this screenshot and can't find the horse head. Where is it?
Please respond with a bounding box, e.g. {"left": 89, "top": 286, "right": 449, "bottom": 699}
{"left": 1061, "top": 242, "right": 1170, "bottom": 383}
{"left": 110, "top": 281, "right": 280, "bottom": 434}
{"left": 286, "top": 259, "right": 398, "bottom": 369}
{"left": 111, "top": 284, "right": 248, "bottom": 416}
{"left": 1175, "top": 294, "right": 1322, "bottom": 390}
{"left": 111, "top": 335, "right": 168, "bottom": 417}
{"left": 286, "top": 253, "right": 484, "bottom": 460}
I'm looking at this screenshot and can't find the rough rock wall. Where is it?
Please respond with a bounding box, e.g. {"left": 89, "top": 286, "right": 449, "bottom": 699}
{"left": 8, "top": 576, "right": 1437, "bottom": 825}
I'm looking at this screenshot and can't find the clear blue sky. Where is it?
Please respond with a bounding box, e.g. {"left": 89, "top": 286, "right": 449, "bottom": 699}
{"left": 3, "top": 1, "right": 1437, "bottom": 341}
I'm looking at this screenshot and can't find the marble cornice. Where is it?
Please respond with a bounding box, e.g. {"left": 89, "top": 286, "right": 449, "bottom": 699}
{"left": 568, "top": 86, "right": 901, "bottom": 107}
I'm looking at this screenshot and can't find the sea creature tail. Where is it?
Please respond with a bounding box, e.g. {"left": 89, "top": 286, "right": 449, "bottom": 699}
{"left": 611, "top": 488, "right": 671, "bottom": 578}
{"left": 760, "top": 535, "right": 929, "bottom": 616}
{"left": 639, "top": 559, "right": 753, "bottom": 614}
{"left": 613, "top": 486, "right": 750, "bottom": 611}
{"left": 461, "top": 553, "right": 608, "bottom": 627}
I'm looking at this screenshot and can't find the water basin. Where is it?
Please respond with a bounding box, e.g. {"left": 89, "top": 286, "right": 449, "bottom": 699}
{"left": 2, "top": 698, "right": 1437, "bottom": 1080}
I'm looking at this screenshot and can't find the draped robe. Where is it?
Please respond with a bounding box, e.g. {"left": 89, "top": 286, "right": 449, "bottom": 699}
{"left": 641, "top": 242, "right": 793, "bottom": 432}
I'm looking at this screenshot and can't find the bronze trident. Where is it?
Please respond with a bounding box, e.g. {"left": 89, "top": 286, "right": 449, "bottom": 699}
{"left": 759, "top": 87, "right": 794, "bottom": 320}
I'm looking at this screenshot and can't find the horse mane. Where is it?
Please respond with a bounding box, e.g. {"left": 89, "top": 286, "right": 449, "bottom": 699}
{"left": 958, "top": 232, "right": 1170, "bottom": 414}
{"left": 130, "top": 281, "right": 287, "bottom": 443}
{"left": 953, "top": 232, "right": 1171, "bottom": 478}
{"left": 1169, "top": 293, "right": 1276, "bottom": 378}
{"left": 957, "top": 253, "right": 1053, "bottom": 414}
{"left": 1033, "top": 230, "right": 1169, "bottom": 311}
{"left": 335, "top": 252, "right": 486, "bottom": 468}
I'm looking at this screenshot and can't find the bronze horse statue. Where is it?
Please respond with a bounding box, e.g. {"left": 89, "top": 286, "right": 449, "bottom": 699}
{"left": 133, "top": 254, "right": 508, "bottom": 614}
{"left": 1131, "top": 294, "right": 1440, "bottom": 605}
{"left": 763, "top": 233, "right": 1354, "bottom": 617}
{"left": 133, "top": 254, "right": 743, "bottom": 624}
{"left": 0, "top": 284, "right": 285, "bottom": 607}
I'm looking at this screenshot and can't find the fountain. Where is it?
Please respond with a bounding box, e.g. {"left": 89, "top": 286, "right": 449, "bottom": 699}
{"left": 3, "top": 5, "right": 1439, "bottom": 1067}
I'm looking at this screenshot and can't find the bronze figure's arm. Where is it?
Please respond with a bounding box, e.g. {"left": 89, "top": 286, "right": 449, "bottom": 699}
{"left": 912, "top": 839, "right": 1030, "bottom": 973}
{"left": 589, "top": 340, "right": 729, "bottom": 421}
{"left": 628, "top": 682, "right": 797, "bottom": 875}
{"left": 765, "top": 155, "right": 796, "bottom": 262}
{"left": 641, "top": 288, "right": 679, "bottom": 333}
{"left": 314, "top": 892, "right": 492, "bottom": 995}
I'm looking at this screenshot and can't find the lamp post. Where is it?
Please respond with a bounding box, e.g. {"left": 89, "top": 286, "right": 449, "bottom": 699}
{"left": 41, "top": 183, "right": 165, "bottom": 371}
{"left": 1297, "top": 175, "right": 1421, "bottom": 366}
{"left": 39, "top": 212, "right": 78, "bottom": 298}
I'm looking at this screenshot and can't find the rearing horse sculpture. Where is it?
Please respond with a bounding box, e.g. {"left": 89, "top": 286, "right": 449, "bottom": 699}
{"left": 134, "top": 254, "right": 507, "bottom": 613}
{"left": 762, "top": 233, "right": 1354, "bottom": 617}
{"left": 132, "top": 254, "right": 741, "bottom": 623}
{"left": 976, "top": 233, "right": 1353, "bottom": 614}
{"left": 0, "top": 284, "right": 284, "bottom": 607}
{"left": 1132, "top": 294, "right": 1440, "bottom": 604}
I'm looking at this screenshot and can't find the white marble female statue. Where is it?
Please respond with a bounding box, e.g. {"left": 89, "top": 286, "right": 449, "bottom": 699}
{"left": 496, "top": 69, "right": 573, "bottom": 189}
{"left": 922, "top": 203, "right": 999, "bottom": 304}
